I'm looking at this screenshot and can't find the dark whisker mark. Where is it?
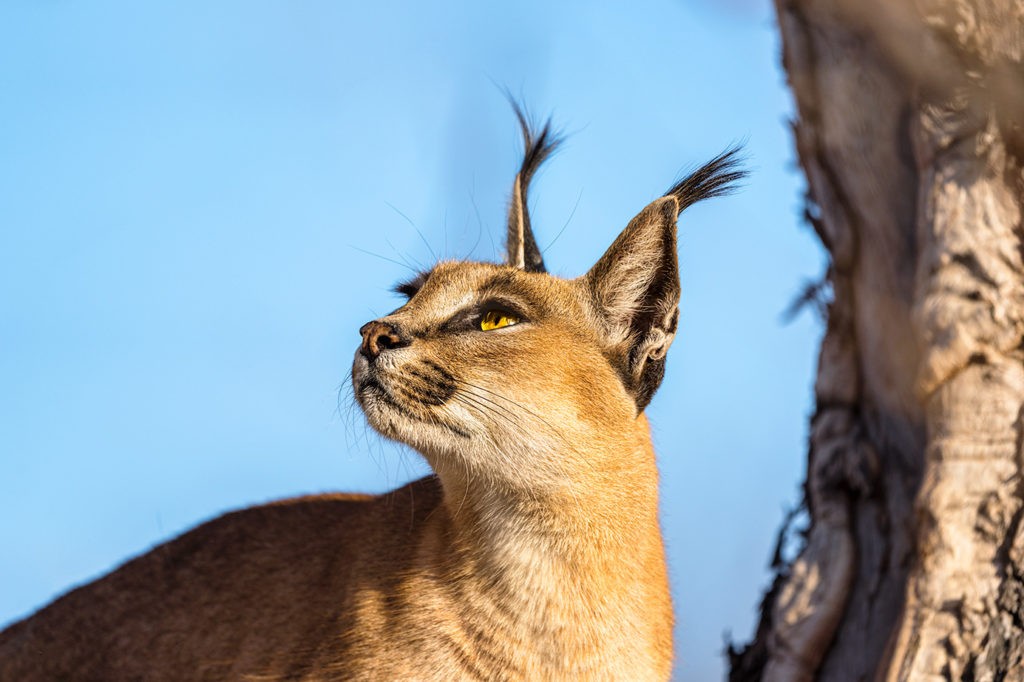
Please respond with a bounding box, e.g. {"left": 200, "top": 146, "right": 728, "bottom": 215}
{"left": 361, "top": 378, "right": 469, "bottom": 439}
{"left": 395, "top": 381, "right": 453, "bottom": 407}
{"left": 421, "top": 360, "right": 462, "bottom": 388}
{"left": 403, "top": 367, "right": 457, "bottom": 406}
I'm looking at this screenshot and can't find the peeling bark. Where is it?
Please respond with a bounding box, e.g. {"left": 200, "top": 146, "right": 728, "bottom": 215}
{"left": 731, "top": 1, "right": 1024, "bottom": 679}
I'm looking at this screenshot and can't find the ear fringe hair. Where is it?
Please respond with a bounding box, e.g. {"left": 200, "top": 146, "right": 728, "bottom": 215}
{"left": 506, "top": 99, "right": 563, "bottom": 273}
{"left": 664, "top": 145, "right": 748, "bottom": 214}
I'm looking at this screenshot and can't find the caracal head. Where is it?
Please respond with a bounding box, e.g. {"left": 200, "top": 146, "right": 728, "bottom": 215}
{"left": 352, "top": 105, "right": 744, "bottom": 491}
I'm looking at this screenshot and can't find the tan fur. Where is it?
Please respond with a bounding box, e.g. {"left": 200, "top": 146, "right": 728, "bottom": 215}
{"left": 0, "top": 119, "right": 742, "bottom": 681}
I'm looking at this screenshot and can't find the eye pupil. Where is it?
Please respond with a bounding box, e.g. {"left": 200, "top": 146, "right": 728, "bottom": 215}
{"left": 480, "top": 310, "right": 519, "bottom": 331}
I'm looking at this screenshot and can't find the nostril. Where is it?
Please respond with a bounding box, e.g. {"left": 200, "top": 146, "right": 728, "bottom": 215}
{"left": 377, "top": 333, "right": 400, "bottom": 350}
{"left": 359, "top": 320, "right": 410, "bottom": 360}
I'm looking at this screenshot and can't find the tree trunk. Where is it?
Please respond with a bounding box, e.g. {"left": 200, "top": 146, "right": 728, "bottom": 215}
{"left": 729, "top": 1, "right": 1024, "bottom": 679}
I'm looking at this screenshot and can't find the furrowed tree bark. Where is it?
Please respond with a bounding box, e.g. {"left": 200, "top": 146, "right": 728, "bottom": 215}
{"left": 730, "top": 1, "right": 1024, "bottom": 680}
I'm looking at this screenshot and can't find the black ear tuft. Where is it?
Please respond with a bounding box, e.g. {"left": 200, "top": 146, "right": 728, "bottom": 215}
{"left": 505, "top": 100, "right": 563, "bottom": 273}
{"left": 586, "top": 145, "right": 747, "bottom": 413}
{"left": 664, "top": 145, "right": 748, "bottom": 213}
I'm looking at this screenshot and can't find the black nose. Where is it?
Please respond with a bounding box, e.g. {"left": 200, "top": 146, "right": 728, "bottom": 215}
{"left": 359, "top": 320, "right": 410, "bottom": 360}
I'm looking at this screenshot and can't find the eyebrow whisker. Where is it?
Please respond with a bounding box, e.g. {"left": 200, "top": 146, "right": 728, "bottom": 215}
{"left": 385, "top": 200, "right": 439, "bottom": 264}
{"left": 348, "top": 245, "right": 418, "bottom": 274}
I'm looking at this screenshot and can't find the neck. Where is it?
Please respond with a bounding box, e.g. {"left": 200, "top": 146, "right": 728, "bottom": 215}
{"left": 425, "top": 415, "right": 673, "bottom": 678}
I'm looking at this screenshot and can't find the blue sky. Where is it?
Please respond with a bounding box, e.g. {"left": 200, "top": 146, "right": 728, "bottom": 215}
{"left": 0, "top": 1, "right": 822, "bottom": 679}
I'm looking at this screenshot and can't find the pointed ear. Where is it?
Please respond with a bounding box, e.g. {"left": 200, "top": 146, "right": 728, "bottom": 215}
{"left": 585, "top": 147, "right": 746, "bottom": 411}
{"left": 584, "top": 197, "right": 682, "bottom": 412}
{"left": 505, "top": 103, "right": 561, "bottom": 273}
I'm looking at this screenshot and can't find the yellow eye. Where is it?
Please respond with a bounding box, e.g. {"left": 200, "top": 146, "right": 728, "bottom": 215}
{"left": 480, "top": 310, "right": 520, "bottom": 331}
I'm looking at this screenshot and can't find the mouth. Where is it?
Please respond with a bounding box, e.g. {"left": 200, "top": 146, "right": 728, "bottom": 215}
{"left": 353, "top": 359, "right": 471, "bottom": 440}
{"left": 353, "top": 370, "right": 402, "bottom": 414}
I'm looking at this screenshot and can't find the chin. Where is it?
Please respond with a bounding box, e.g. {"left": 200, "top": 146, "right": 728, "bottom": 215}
{"left": 353, "top": 381, "right": 398, "bottom": 437}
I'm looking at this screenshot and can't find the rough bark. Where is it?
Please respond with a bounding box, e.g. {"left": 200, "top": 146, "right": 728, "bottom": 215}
{"left": 730, "top": 1, "right": 1024, "bottom": 679}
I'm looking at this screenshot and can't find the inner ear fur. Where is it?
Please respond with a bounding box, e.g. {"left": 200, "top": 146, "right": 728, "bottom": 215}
{"left": 585, "top": 146, "right": 746, "bottom": 412}
{"left": 585, "top": 196, "right": 682, "bottom": 412}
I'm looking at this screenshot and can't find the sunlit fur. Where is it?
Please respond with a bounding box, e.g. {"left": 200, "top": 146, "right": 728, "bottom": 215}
{"left": 0, "top": 113, "right": 743, "bottom": 681}
{"left": 348, "top": 257, "right": 677, "bottom": 678}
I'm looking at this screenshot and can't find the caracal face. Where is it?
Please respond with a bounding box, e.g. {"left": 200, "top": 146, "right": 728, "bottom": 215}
{"left": 352, "top": 260, "right": 634, "bottom": 491}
